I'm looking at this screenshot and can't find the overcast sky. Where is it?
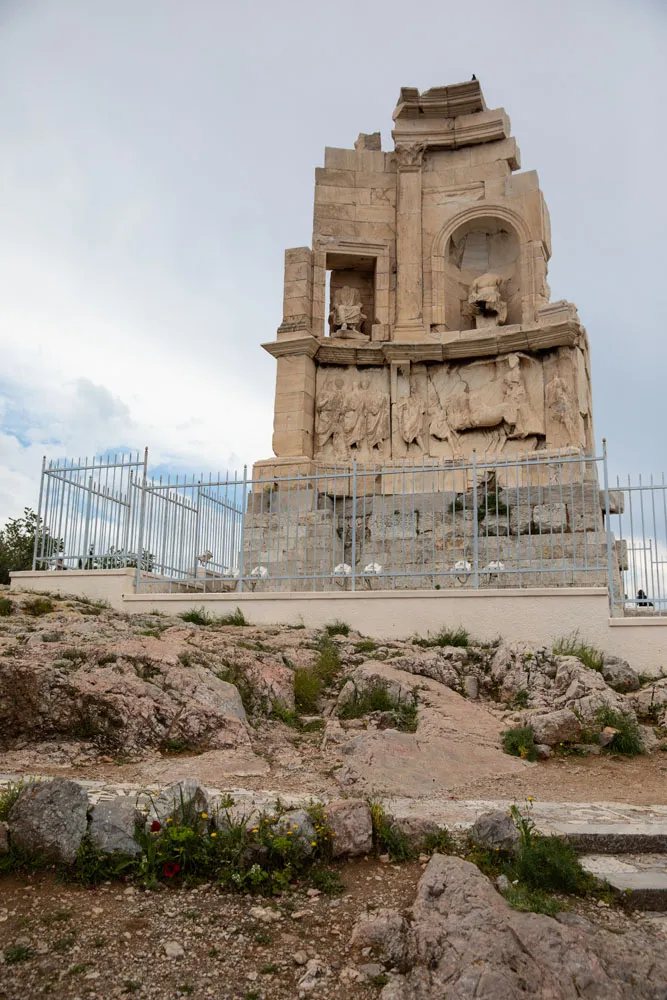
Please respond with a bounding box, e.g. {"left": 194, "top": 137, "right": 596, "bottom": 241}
{"left": 0, "top": 0, "right": 665, "bottom": 522}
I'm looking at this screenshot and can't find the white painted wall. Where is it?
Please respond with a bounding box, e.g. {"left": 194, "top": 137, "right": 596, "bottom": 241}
{"left": 11, "top": 573, "right": 667, "bottom": 674}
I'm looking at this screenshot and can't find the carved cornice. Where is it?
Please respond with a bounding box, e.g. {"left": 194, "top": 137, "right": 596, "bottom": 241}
{"left": 394, "top": 143, "right": 426, "bottom": 170}
{"left": 263, "top": 316, "right": 583, "bottom": 366}
{"left": 392, "top": 108, "right": 510, "bottom": 152}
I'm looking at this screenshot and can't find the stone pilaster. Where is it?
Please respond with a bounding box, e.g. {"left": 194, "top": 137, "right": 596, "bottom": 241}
{"left": 394, "top": 144, "right": 426, "bottom": 340}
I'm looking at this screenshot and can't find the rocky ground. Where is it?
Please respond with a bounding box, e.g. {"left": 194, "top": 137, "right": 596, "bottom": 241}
{"left": 1, "top": 588, "right": 666, "bottom": 804}
{"left": 2, "top": 587, "right": 667, "bottom": 999}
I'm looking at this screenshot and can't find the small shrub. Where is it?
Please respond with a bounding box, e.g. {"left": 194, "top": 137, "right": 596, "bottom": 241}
{"left": 368, "top": 799, "right": 414, "bottom": 861}
{"left": 553, "top": 632, "right": 604, "bottom": 673}
{"left": 53, "top": 935, "right": 76, "bottom": 952}
{"left": 596, "top": 706, "right": 644, "bottom": 756}
{"left": 414, "top": 625, "right": 470, "bottom": 649}
{"left": 339, "top": 680, "right": 417, "bottom": 732}
{"left": 0, "top": 596, "right": 12, "bottom": 616}
{"left": 502, "top": 884, "right": 560, "bottom": 916}
{"left": 324, "top": 619, "right": 349, "bottom": 637}
{"left": 294, "top": 668, "right": 322, "bottom": 712}
{"left": 162, "top": 737, "right": 193, "bottom": 754}
{"left": 513, "top": 688, "right": 530, "bottom": 709}
{"left": 510, "top": 806, "right": 592, "bottom": 895}
{"left": 355, "top": 639, "right": 377, "bottom": 653}
{"left": 97, "top": 653, "right": 117, "bottom": 666}
{"left": 23, "top": 596, "right": 54, "bottom": 617}
{"left": 179, "top": 607, "right": 213, "bottom": 626}
{"left": 310, "top": 866, "right": 345, "bottom": 896}
{"left": 314, "top": 635, "right": 341, "bottom": 685}
{"left": 0, "top": 779, "right": 30, "bottom": 821}
{"left": 218, "top": 607, "right": 248, "bottom": 627}
{"left": 59, "top": 647, "right": 87, "bottom": 666}
{"left": 178, "top": 652, "right": 194, "bottom": 668}
{"left": 422, "top": 828, "right": 455, "bottom": 855}
{"left": 502, "top": 726, "right": 537, "bottom": 761}
{"left": 5, "top": 945, "right": 34, "bottom": 964}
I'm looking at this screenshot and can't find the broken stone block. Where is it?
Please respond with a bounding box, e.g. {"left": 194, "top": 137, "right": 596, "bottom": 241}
{"left": 326, "top": 799, "right": 373, "bottom": 857}
{"left": 530, "top": 709, "right": 582, "bottom": 746}
{"left": 8, "top": 778, "right": 88, "bottom": 863}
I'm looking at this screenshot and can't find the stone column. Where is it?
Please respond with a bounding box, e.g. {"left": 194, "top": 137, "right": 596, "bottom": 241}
{"left": 394, "top": 144, "right": 426, "bottom": 340}
{"left": 271, "top": 348, "right": 317, "bottom": 459}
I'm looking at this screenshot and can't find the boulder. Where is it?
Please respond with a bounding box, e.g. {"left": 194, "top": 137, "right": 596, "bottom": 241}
{"left": 8, "top": 778, "right": 88, "bottom": 863}
{"left": 325, "top": 799, "right": 373, "bottom": 857}
{"left": 470, "top": 810, "right": 519, "bottom": 852}
{"left": 89, "top": 797, "right": 143, "bottom": 857}
{"left": 462, "top": 675, "right": 479, "bottom": 700}
{"left": 530, "top": 709, "right": 582, "bottom": 746}
{"left": 602, "top": 656, "right": 640, "bottom": 693}
{"left": 368, "top": 854, "right": 667, "bottom": 999}
{"left": 151, "top": 778, "right": 210, "bottom": 828}
{"left": 350, "top": 908, "right": 414, "bottom": 968}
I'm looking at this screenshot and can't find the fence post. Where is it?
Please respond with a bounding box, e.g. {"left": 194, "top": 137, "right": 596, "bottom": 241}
{"left": 135, "top": 471, "right": 147, "bottom": 594}
{"left": 472, "top": 450, "right": 479, "bottom": 589}
{"left": 32, "top": 456, "right": 46, "bottom": 570}
{"left": 602, "top": 439, "right": 616, "bottom": 615}
{"left": 82, "top": 475, "right": 94, "bottom": 568}
{"left": 238, "top": 465, "right": 248, "bottom": 593}
{"left": 351, "top": 459, "right": 357, "bottom": 591}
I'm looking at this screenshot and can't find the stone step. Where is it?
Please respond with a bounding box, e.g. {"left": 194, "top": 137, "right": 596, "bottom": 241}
{"left": 580, "top": 854, "right": 667, "bottom": 910}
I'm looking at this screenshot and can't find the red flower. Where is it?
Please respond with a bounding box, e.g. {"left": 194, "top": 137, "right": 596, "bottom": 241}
{"left": 151, "top": 820, "right": 161, "bottom": 833}
{"left": 163, "top": 861, "right": 181, "bottom": 878}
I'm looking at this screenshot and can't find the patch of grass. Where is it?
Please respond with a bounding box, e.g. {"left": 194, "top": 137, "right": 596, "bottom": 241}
{"left": 314, "top": 635, "right": 342, "bottom": 684}
{"left": 414, "top": 625, "right": 470, "bottom": 648}
{"left": 0, "top": 778, "right": 30, "bottom": 821}
{"left": 59, "top": 647, "right": 87, "bottom": 666}
{"left": 162, "top": 737, "right": 195, "bottom": 754}
{"left": 355, "top": 639, "right": 377, "bottom": 653}
{"left": 553, "top": 631, "right": 604, "bottom": 673}
{"left": 370, "top": 973, "right": 390, "bottom": 987}
{"left": 513, "top": 688, "right": 530, "bottom": 709}
{"left": 502, "top": 884, "right": 560, "bottom": 915}
{"left": 178, "top": 651, "right": 195, "bottom": 668}
{"left": 218, "top": 607, "right": 248, "bottom": 627}
{"left": 177, "top": 983, "right": 195, "bottom": 995}
{"left": 422, "top": 828, "right": 455, "bottom": 854}
{"left": 324, "top": 619, "right": 349, "bottom": 637}
{"left": 502, "top": 726, "right": 537, "bottom": 761}
{"left": 23, "top": 596, "right": 54, "bottom": 617}
{"left": 368, "top": 799, "right": 414, "bottom": 861}
{"left": 97, "top": 653, "right": 117, "bottom": 666}
{"left": 509, "top": 806, "right": 593, "bottom": 895}
{"left": 122, "top": 982, "right": 141, "bottom": 994}
{"left": 338, "top": 680, "right": 418, "bottom": 732}
{"left": 94, "top": 936, "right": 106, "bottom": 948}
{"left": 5, "top": 945, "right": 34, "bottom": 964}
{"left": 261, "top": 962, "right": 279, "bottom": 974}
{"left": 294, "top": 667, "right": 322, "bottom": 712}
{"left": 310, "top": 865, "right": 345, "bottom": 896}
{"left": 53, "top": 935, "right": 77, "bottom": 952}
{"left": 0, "top": 596, "right": 12, "bottom": 616}
{"left": 179, "top": 607, "right": 213, "bottom": 626}
{"left": 42, "top": 909, "right": 71, "bottom": 924}
{"left": 596, "top": 706, "right": 644, "bottom": 756}
{"left": 68, "top": 963, "right": 89, "bottom": 976}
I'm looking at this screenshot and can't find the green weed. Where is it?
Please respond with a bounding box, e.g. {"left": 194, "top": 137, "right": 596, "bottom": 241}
{"left": 422, "top": 828, "right": 455, "bottom": 854}
{"left": 294, "top": 667, "right": 322, "bottom": 712}
{"left": 553, "top": 632, "right": 604, "bottom": 673}
{"left": 414, "top": 625, "right": 470, "bottom": 648}
{"left": 596, "top": 706, "right": 644, "bottom": 756}
{"left": 509, "top": 806, "right": 593, "bottom": 895}
{"left": 339, "top": 680, "right": 418, "bottom": 732}
{"left": 310, "top": 865, "right": 345, "bottom": 896}
{"left": 324, "top": 619, "right": 350, "bottom": 637}
{"left": 97, "top": 653, "right": 117, "bottom": 666}
{"left": 0, "top": 778, "right": 30, "bottom": 821}
{"left": 218, "top": 607, "right": 248, "bottom": 627}
{"left": 368, "top": 799, "right": 414, "bottom": 861}
{"left": 0, "top": 596, "right": 12, "bottom": 616}
{"left": 502, "top": 884, "right": 560, "bottom": 915}
{"left": 5, "top": 945, "right": 34, "bottom": 964}
{"left": 355, "top": 639, "right": 377, "bottom": 653}
{"left": 179, "top": 607, "right": 213, "bottom": 625}
{"left": 23, "top": 597, "right": 54, "bottom": 617}
{"left": 502, "top": 726, "right": 537, "bottom": 761}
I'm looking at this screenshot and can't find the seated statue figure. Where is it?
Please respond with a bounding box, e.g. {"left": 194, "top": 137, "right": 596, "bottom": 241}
{"left": 468, "top": 272, "right": 507, "bottom": 329}
{"left": 328, "top": 286, "right": 369, "bottom": 340}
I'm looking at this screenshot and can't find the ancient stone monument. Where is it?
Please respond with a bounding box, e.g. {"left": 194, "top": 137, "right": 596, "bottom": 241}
{"left": 256, "top": 79, "right": 593, "bottom": 479}
{"left": 245, "top": 80, "right": 611, "bottom": 591}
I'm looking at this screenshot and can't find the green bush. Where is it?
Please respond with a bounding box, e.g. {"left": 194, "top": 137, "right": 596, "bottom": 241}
{"left": 596, "top": 706, "right": 644, "bottom": 756}
{"left": 23, "top": 596, "right": 54, "bottom": 617}
{"left": 422, "top": 828, "right": 455, "bottom": 855}
{"left": 338, "top": 680, "right": 418, "bottom": 732}
{"left": 414, "top": 625, "right": 470, "bottom": 648}
{"left": 294, "top": 668, "right": 322, "bottom": 712}
{"left": 218, "top": 607, "right": 248, "bottom": 627}
{"left": 509, "top": 806, "right": 592, "bottom": 895}
{"left": 314, "top": 635, "right": 341, "bottom": 685}
{"left": 179, "top": 607, "right": 213, "bottom": 625}
{"left": 368, "top": 799, "right": 414, "bottom": 861}
{"left": 0, "top": 596, "right": 12, "bottom": 616}
{"left": 501, "top": 726, "right": 537, "bottom": 761}
{"left": 355, "top": 639, "right": 377, "bottom": 653}
{"left": 324, "top": 619, "right": 349, "bottom": 637}
{"left": 553, "top": 632, "right": 604, "bottom": 673}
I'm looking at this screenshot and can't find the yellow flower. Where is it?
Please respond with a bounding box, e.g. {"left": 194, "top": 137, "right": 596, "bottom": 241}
{"left": 167, "top": 817, "right": 173, "bottom": 824}
{"left": 311, "top": 841, "right": 317, "bottom": 847}
{"left": 286, "top": 831, "right": 293, "bottom": 836}
{"left": 201, "top": 812, "right": 208, "bottom": 819}
{"left": 527, "top": 796, "right": 533, "bottom": 802}
{"left": 210, "top": 832, "right": 217, "bottom": 838}
{"left": 251, "top": 827, "right": 259, "bottom": 833}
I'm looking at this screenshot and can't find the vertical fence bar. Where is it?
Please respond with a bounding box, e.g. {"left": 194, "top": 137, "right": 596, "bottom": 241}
{"left": 351, "top": 459, "right": 357, "bottom": 591}
{"left": 472, "top": 450, "right": 479, "bottom": 589}
{"left": 32, "top": 457, "right": 47, "bottom": 569}
{"left": 602, "top": 440, "right": 615, "bottom": 614}
{"left": 238, "top": 465, "right": 248, "bottom": 592}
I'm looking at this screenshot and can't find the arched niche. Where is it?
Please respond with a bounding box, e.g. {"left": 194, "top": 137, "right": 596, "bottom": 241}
{"left": 430, "top": 205, "right": 540, "bottom": 331}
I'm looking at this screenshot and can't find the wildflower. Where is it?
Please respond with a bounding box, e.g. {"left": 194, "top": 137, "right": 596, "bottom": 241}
{"left": 167, "top": 817, "right": 173, "bottom": 824}
{"left": 210, "top": 832, "right": 217, "bottom": 838}
{"left": 150, "top": 820, "right": 161, "bottom": 833}
{"left": 163, "top": 861, "right": 180, "bottom": 878}
{"left": 527, "top": 796, "right": 533, "bottom": 803}
{"left": 311, "top": 841, "right": 317, "bottom": 847}
{"left": 201, "top": 812, "right": 208, "bottom": 819}
{"left": 286, "top": 830, "right": 293, "bottom": 836}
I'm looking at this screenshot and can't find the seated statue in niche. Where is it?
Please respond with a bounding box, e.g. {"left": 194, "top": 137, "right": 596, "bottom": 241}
{"left": 468, "top": 272, "right": 507, "bottom": 330}
{"left": 328, "top": 286, "right": 369, "bottom": 340}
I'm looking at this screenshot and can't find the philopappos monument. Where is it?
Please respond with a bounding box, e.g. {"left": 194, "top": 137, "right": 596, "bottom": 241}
{"left": 256, "top": 79, "right": 594, "bottom": 480}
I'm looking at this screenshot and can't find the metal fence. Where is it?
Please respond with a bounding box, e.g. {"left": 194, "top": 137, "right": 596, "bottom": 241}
{"left": 31, "top": 445, "right": 667, "bottom": 613}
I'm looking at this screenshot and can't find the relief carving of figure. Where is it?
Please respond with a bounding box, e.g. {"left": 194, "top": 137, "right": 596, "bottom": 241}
{"left": 315, "top": 376, "right": 345, "bottom": 456}
{"left": 545, "top": 374, "right": 580, "bottom": 447}
{"left": 343, "top": 382, "right": 367, "bottom": 453}
{"left": 397, "top": 389, "right": 427, "bottom": 453}
{"left": 468, "top": 272, "right": 507, "bottom": 329}
{"left": 362, "top": 377, "right": 390, "bottom": 455}
{"left": 329, "top": 286, "right": 369, "bottom": 340}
